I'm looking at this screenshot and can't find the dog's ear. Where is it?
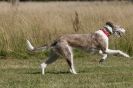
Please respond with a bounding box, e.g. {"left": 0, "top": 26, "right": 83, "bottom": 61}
{"left": 106, "top": 21, "right": 114, "bottom": 28}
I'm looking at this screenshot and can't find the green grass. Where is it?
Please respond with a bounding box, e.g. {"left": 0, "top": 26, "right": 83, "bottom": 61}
{"left": 0, "top": 54, "right": 133, "bottom": 88}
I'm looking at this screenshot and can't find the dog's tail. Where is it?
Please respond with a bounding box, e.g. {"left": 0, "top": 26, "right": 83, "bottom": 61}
{"left": 26, "top": 40, "right": 48, "bottom": 52}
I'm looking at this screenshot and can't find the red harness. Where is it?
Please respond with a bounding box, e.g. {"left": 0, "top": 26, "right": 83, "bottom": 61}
{"left": 100, "top": 28, "right": 110, "bottom": 37}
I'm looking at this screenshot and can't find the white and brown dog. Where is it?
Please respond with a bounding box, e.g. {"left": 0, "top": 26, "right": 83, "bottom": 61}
{"left": 26, "top": 21, "right": 130, "bottom": 75}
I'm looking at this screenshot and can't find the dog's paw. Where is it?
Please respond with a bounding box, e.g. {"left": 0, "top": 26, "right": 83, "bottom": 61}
{"left": 124, "top": 54, "right": 130, "bottom": 58}
{"left": 70, "top": 69, "right": 77, "bottom": 74}
{"left": 40, "top": 63, "right": 47, "bottom": 75}
{"left": 127, "top": 55, "right": 130, "bottom": 58}
{"left": 99, "top": 59, "right": 105, "bottom": 64}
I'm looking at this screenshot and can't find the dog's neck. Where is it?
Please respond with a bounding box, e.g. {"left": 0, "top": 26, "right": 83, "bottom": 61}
{"left": 100, "top": 26, "right": 113, "bottom": 37}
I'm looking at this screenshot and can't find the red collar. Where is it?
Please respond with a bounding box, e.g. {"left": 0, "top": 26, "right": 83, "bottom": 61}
{"left": 100, "top": 28, "right": 110, "bottom": 37}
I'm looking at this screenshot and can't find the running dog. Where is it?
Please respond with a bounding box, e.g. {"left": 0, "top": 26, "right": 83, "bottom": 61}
{"left": 26, "top": 21, "right": 130, "bottom": 75}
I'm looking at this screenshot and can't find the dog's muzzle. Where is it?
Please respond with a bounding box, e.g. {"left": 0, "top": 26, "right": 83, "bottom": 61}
{"left": 114, "top": 28, "right": 126, "bottom": 37}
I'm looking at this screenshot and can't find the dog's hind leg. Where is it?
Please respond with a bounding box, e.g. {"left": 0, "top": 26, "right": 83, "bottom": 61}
{"left": 64, "top": 45, "right": 77, "bottom": 74}
{"left": 41, "top": 50, "right": 59, "bottom": 75}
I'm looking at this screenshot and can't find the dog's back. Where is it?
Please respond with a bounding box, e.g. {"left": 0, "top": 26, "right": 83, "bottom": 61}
{"left": 52, "top": 33, "right": 104, "bottom": 51}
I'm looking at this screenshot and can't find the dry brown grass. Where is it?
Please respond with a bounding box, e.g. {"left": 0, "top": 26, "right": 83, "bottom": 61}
{"left": 0, "top": 1, "right": 133, "bottom": 58}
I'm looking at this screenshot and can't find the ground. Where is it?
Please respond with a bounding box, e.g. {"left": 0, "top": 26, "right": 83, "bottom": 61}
{"left": 0, "top": 54, "right": 133, "bottom": 88}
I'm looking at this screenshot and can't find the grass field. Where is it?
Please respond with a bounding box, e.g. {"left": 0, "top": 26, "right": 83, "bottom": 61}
{"left": 0, "top": 1, "right": 133, "bottom": 88}
{"left": 0, "top": 54, "right": 133, "bottom": 88}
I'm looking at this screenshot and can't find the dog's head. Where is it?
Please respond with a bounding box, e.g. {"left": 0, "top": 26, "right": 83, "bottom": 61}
{"left": 105, "top": 21, "right": 126, "bottom": 37}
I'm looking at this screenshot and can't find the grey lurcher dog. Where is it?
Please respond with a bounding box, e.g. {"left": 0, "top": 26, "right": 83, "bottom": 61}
{"left": 26, "top": 21, "right": 130, "bottom": 75}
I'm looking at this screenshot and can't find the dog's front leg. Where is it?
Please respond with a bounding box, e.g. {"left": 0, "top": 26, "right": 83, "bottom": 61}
{"left": 99, "top": 50, "right": 108, "bottom": 63}
{"left": 105, "top": 49, "right": 130, "bottom": 58}
{"left": 99, "top": 54, "right": 108, "bottom": 63}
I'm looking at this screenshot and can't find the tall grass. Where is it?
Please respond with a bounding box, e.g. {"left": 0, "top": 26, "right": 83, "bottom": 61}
{"left": 0, "top": 1, "right": 133, "bottom": 58}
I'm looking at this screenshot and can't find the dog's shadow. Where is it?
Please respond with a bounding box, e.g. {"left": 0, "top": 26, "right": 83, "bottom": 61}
{"left": 29, "top": 71, "right": 41, "bottom": 74}
{"left": 26, "top": 70, "right": 90, "bottom": 75}
{"left": 26, "top": 71, "right": 70, "bottom": 75}
{"left": 47, "top": 71, "right": 70, "bottom": 74}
